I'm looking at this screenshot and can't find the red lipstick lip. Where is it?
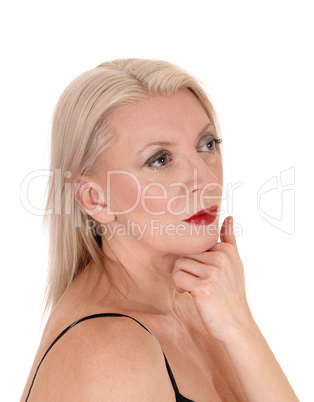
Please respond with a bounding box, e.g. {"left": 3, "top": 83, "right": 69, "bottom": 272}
{"left": 183, "top": 205, "right": 219, "bottom": 225}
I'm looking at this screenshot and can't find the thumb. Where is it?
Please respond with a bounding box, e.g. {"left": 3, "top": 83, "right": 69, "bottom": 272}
{"left": 220, "top": 216, "right": 237, "bottom": 247}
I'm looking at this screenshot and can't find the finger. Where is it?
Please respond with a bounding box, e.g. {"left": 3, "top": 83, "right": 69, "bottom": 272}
{"left": 220, "top": 216, "right": 237, "bottom": 247}
{"left": 177, "top": 251, "right": 226, "bottom": 268}
{"left": 173, "top": 270, "right": 202, "bottom": 293}
{"left": 175, "top": 285, "right": 188, "bottom": 294}
{"left": 174, "top": 257, "right": 212, "bottom": 278}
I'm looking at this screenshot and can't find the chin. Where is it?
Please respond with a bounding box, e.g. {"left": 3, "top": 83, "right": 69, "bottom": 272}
{"left": 178, "top": 233, "right": 219, "bottom": 255}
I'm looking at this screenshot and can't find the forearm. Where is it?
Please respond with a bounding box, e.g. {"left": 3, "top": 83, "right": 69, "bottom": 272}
{"left": 222, "top": 322, "right": 299, "bottom": 402}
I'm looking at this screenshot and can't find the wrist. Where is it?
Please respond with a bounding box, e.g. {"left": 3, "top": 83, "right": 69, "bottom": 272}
{"left": 217, "top": 319, "right": 299, "bottom": 401}
{"left": 219, "top": 317, "right": 262, "bottom": 348}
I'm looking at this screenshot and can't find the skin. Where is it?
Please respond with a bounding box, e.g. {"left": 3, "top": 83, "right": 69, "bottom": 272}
{"left": 85, "top": 88, "right": 224, "bottom": 313}
{"left": 21, "top": 89, "right": 298, "bottom": 401}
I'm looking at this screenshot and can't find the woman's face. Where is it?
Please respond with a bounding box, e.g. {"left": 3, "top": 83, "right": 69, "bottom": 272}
{"left": 96, "top": 88, "right": 223, "bottom": 255}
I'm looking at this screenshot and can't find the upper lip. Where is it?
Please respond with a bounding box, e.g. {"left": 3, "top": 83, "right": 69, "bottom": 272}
{"left": 184, "top": 205, "right": 219, "bottom": 221}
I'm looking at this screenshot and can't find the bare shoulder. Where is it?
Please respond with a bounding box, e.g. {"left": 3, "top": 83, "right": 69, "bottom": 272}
{"left": 25, "top": 316, "right": 175, "bottom": 401}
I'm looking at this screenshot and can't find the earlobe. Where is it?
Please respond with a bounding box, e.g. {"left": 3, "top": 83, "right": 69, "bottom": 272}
{"left": 75, "top": 178, "right": 116, "bottom": 224}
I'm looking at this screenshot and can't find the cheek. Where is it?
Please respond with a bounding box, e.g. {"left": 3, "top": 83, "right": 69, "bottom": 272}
{"left": 140, "top": 183, "right": 169, "bottom": 215}
{"left": 105, "top": 174, "right": 170, "bottom": 217}
{"left": 139, "top": 181, "right": 192, "bottom": 217}
{"left": 105, "top": 173, "right": 141, "bottom": 213}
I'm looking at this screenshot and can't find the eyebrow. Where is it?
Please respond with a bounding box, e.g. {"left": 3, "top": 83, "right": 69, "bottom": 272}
{"left": 138, "top": 122, "right": 213, "bottom": 154}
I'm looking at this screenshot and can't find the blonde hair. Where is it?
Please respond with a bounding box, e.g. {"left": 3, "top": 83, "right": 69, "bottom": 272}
{"left": 44, "top": 58, "right": 220, "bottom": 314}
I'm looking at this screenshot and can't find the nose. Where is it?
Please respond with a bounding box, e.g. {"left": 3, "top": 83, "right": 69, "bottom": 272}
{"left": 184, "top": 153, "right": 219, "bottom": 194}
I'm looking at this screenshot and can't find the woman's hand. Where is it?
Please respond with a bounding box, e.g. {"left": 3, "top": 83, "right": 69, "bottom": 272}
{"left": 173, "top": 216, "right": 255, "bottom": 342}
{"left": 173, "top": 217, "right": 299, "bottom": 400}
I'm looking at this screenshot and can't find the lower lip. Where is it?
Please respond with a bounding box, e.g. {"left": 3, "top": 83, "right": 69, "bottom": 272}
{"left": 184, "top": 206, "right": 219, "bottom": 225}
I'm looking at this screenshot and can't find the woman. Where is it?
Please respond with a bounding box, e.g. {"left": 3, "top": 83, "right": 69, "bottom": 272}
{"left": 21, "top": 59, "right": 298, "bottom": 401}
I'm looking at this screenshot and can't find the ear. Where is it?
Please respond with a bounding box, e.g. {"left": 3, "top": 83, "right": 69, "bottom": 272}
{"left": 75, "top": 177, "right": 116, "bottom": 224}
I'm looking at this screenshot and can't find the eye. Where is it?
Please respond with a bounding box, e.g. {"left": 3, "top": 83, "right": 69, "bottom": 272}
{"left": 198, "top": 134, "right": 222, "bottom": 153}
{"left": 145, "top": 151, "right": 173, "bottom": 170}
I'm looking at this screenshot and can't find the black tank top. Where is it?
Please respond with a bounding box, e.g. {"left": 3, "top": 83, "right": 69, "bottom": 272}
{"left": 25, "top": 313, "right": 195, "bottom": 402}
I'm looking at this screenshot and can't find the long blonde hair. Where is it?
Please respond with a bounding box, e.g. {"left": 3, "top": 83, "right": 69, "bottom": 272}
{"left": 44, "top": 58, "right": 220, "bottom": 314}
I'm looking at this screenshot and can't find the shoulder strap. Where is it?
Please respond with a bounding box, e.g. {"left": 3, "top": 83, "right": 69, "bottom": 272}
{"left": 163, "top": 353, "right": 180, "bottom": 395}
{"left": 26, "top": 313, "right": 182, "bottom": 401}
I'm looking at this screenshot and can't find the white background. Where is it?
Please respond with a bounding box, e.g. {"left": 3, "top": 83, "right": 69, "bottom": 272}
{"left": 1, "top": 1, "right": 313, "bottom": 400}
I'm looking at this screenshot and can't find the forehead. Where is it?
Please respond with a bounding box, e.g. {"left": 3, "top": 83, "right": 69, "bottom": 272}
{"left": 107, "top": 88, "right": 211, "bottom": 146}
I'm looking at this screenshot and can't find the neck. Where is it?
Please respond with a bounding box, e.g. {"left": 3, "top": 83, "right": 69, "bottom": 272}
{"left": 94, "top": 236, "right": 181, "bottom": 315}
